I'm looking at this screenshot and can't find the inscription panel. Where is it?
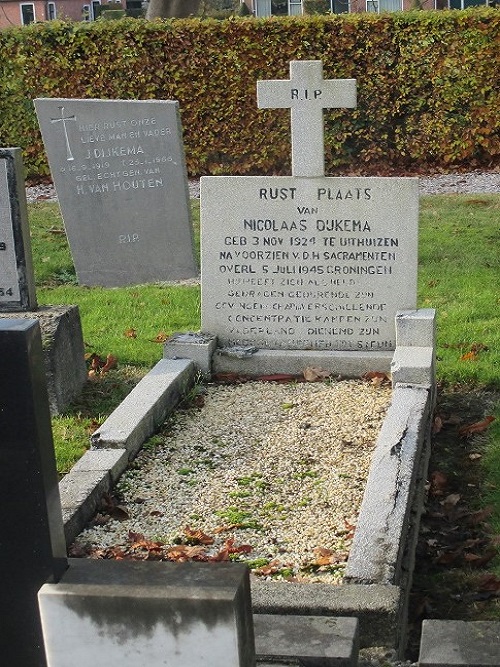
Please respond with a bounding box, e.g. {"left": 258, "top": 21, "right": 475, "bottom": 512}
{"left": 35, "top": 98, "right": 197, "bottom": 287}
{"left": 201, "top": 176, "right": 418, "bottom": 351}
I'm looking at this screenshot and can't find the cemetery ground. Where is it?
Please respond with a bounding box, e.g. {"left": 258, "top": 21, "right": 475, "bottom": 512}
{"left": 28, "top": 193, "right": 500, "bottom": 651}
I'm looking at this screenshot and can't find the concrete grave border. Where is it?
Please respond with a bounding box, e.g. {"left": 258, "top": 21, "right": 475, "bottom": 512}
{"left": 59, "top": 309, "right": 436, "bottom": 655}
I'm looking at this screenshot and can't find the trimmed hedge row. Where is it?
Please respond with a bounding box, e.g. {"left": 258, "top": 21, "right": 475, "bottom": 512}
{"left": 0, "top": 10, "right": 498, "bottom": 178}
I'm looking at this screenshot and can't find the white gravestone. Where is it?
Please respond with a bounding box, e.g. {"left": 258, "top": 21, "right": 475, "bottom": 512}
{"left": 201, "top": 61, "right": 418, "bottom": 353}
{"left": 0, "top": 148, "right": 37, "bottom": 311}
{"left": 35, "top": 98, "right": 198, "bottom": 288}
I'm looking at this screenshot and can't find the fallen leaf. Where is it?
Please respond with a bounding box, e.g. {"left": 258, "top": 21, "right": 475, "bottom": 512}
{"left": 432, "top": 415, "right": 443, "bottom": 434}
{"left": 151, "top": 332, "right": 169, "bottom": 343}
{"left": 463, "top": 550, "right": 497, "bottom": 567}
{"left": 460, "top": 350, "right": 478, "bottom": 361}
{"left": 183, "top": 525, "right": 214, "bottom": 545}
{"left": 257, "top": 373, "right": 299, "bottom": 383}
{"left": 252, "top": 559, "right": 284, "bottom": 576}
{"left": 209, "top": 538, "right": 252, "bottom": 562}
{"left": 124, "top": 328, "right": 137, "bottom": 338}
{"left": 361, "top": 371, "right": 391, "bottom": 386}
{"left": 167, "top": 545, "right": 208, "bottom": 562}
{"left": 109, "top": 504, "right": 130, "bottom": 521}
{"left": 101, "top": 354, "right": 117, "bottom": 373}
{"left": 464, "top": 506, "right": 494, "bottom": 525}
{"left": 441, "top": 493, "right": 461, "bottom": 508}
{"left": 429, "top": 470, "right": 448, "bottom": 496}
{"left": 477, "top": 574, "right": 500, "bottom": 594}
{"left": 458, "top": 416, "right": 495, "bottom": 438}
{"left": 212, "top": 372, "right": 251, "bottom": 384}
{"left": 303, "top": 367, "right": 330, "bottom": 382}
{"left": 469, "top": 452, "right": 482, "bottom": 461}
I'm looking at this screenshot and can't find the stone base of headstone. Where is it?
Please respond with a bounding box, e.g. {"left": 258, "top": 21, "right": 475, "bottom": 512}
{"left": 39, "top": 559, "right": 255, "bottom": 667}
{"left": 0, "top": 304, "right": 86, "bottom": 414}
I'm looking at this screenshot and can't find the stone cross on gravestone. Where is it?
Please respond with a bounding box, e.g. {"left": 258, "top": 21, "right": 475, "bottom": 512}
{"left": 257, "top": 60, "right": 356, "bottom": 178}
{"left": 50, "top": 106, "right": 76, "bottom": 161}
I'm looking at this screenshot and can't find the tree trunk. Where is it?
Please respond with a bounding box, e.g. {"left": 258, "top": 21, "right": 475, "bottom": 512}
{"left": 145, "top": 0, "right": 201, "bottom": 19}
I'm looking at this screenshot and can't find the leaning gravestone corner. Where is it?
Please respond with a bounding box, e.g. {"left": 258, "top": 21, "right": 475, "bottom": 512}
{"left": 0, "top": 147, "right": 37, "bottom": 311}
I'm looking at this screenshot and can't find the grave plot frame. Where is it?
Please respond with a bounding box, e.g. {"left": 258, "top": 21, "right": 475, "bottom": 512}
{"left": 57, "top": 60, "right": 437, "bottom": 655}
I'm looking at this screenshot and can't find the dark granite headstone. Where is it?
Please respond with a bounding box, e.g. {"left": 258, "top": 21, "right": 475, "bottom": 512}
{"left": 0, "top": 319, "right": 68, "bottom": 666}
{"left": 0, "top": 147, "right": 37, "bottom": 311}
{"left": 34, "top": 98, "right": 198, "bottom": 287}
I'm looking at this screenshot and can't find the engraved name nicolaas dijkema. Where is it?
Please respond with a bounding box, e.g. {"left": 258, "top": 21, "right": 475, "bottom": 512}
{"left": 207, "top": 185, "right": 407, "bottom": 351}
{"left": 52, "top": 114, "right": 177, "bottom": 196}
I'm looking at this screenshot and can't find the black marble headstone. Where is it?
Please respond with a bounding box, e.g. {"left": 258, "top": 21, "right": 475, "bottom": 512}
{"left": 0, "top": 319, "right": 67, "bottom": 666}
{"left": 0, "top": 148, "right": 37, "bottom": 311}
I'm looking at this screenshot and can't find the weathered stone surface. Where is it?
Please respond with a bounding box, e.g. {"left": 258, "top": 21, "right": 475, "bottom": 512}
{"left": 345, "top": 385, "right": 432, "bottom": 586}
{"left": 39, "top": 559, "right": 255, "bottom": 667}
{"left": 254, "top": 614, "right": 359, "bottom": 667}
{"left": 91, "top": 358, "right": 196, "bottom": 456}
{"left": 201, "top": 176, "right": 418, "bottom": 352}
{"left": 419, "top": 620, "right": 500, "bottom": 666}
{"left": 0, "top": 305, "right": 87, "bottom": 414}
{"left": 35, "top": 98, "right": 197, "bottom": 287}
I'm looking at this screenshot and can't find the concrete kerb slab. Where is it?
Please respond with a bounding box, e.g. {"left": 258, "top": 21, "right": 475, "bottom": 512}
{"left": 60, "top": 358, "right": 196, "bottom": 544}
{"left": 90, "top": 357, "right": 196, "bottom": 456}
{"left": 419, "top": 620, "right": 500, "bottom": 666}
{"left": 345, "top": 384, "right": 433, "bottom": 586}
{"left": 58, "top": 311, "right": 435, "bottom": 652}
{"left": 254, "top": 614, "right": 359, "bottom": 666}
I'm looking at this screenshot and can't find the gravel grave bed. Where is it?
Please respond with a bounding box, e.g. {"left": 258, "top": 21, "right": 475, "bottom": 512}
{"left": 73, "top": 378, "right": 392, "bottom": 584}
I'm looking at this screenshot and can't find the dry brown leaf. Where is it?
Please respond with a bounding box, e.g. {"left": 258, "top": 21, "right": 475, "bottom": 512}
{"left": 151, "top": 332, "right": 169, "bottom": 343}
{"left": 124, "top": 328, "right": 137, "bottom": 339}
{"left": 432, "top": 414, "right": 444, "bottom": 434}
{"left": 458, "top": 416, "right": 495, "bottom": 438}
{"left": 167, "top": 545, "right": 207, "bottom": 561}
{"left": 101, "top": 354, "right": 117, "bottom": 373}
{"left": 303, "top": 367, "right": 331, "bottom": 382}
{"left": 361, "top": 371, "right": 391, "bottom": 386}
{"left": 183, "top": 525, "right": 214, "bottom": 545}
{"left": 429, "top": 470, "right": 448, "bottom": 496}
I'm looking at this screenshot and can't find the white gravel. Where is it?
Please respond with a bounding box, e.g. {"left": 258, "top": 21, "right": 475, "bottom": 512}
{"left": 74, "top": 378, "right": 392, "bottom": 583}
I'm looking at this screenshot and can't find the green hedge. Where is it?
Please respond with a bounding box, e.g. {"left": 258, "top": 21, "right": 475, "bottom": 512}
{"left": 0, "top": 10, "right": 498, "bottom": 178}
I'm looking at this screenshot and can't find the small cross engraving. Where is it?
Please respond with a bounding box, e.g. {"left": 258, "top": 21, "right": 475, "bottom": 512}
{"left": 50, "top": 106, "right": 76, "bottom": 161}
{"left": 257, "top": 60, "right": 356, "bottom": 178}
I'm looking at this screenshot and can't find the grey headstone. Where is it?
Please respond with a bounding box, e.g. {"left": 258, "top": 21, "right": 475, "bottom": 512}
{"left": 34, "top": 98, "right": 197, "bottom": 287}
{"left": 201, "top": 175, "right": 418, "bottom": 352}
{"left": 0, "top": 148, "right": 37, "bottom": 311}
